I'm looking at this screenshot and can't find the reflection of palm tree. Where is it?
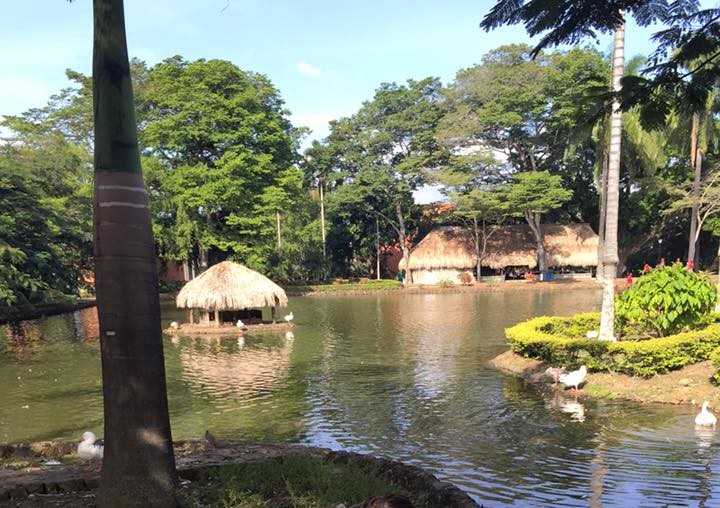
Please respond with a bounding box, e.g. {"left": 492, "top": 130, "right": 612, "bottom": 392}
{"left": 589, "top": 433, "right": 608, "bottom": 508}
{"left": 695, "top": 426, "right": 714, "bottom": 508}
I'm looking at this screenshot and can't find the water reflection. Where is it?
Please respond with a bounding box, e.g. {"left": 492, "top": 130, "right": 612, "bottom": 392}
{"left": 3, "top": 289, "right": 720, "bottom": 507}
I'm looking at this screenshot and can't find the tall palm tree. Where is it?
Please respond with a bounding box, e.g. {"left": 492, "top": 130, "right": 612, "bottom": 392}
{"left": 598, "top": 18, "right": 625, "bottom": 342}
{"left": 92, "top": 0, "right": 178, "bottom": 506}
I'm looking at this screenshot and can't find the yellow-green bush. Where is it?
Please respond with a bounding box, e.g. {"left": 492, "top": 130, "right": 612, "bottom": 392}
{"left": 711, "top": 347, "right": 720, "bottom": 385}
{"left": 505, "top": 313, "right": 720, "bottom": 377}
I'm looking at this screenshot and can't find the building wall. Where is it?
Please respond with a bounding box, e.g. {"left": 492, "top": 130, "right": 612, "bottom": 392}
{"left": 410, "top": 268, "right": 472, "bottom": 285}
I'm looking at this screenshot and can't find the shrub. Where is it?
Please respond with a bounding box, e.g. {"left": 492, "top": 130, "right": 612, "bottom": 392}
{"left": 711, "top": 347, "right": 720, "bottom": 385}
{"left": 505, "top": 313, "right": 720, "bottom": 377}
{"left": 457, "top": 272, "right": 474, "bottom": 285}
{"left": 615, "top": 262, "right": 716, "bottom": 337}
{"left": 283, "top": 280, "right": 402, "bottom": 293}
{"left": 438, "top": 278, "right": 455, "bottom": 288}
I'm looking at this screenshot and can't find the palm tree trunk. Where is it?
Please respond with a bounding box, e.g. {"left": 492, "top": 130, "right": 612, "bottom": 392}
{"left": 93, "top": 1, "right": 178, "bottom": 506}
{"left": 599, "top": 18, "right": 625, "bottom": 342}
{"left": 688, "top": 112, "right": 702, "bottom": 264}
{"left": 596, "top": 147, "right": 609, "bottom": 282}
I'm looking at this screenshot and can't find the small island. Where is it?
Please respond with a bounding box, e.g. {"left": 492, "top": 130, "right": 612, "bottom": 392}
{"left": 165, "top": 261, "right": 295, "bottom": 336}
{"left": 493, "top": 262, "right": 720, "bottom": 406}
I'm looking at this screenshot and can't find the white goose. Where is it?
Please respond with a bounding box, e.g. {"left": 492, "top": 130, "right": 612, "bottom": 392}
{"left": 284, "top": 312, "right": 294, "bottom": 323}
{"left": 695, "top": 401, "right": 717, "bottom": 427}
{"left": 236, "top": 319, "right": 245, "bottom": 328}
{"left": 77, "top": 431, "right": 104, "bottom": 461}
{"left": 559, "top": 365, "right": 587, "bottom": 392}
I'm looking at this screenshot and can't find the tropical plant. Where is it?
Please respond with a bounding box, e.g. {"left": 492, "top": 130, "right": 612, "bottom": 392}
{"left": 615, "top": 262, "right": 716, "bottom": 337}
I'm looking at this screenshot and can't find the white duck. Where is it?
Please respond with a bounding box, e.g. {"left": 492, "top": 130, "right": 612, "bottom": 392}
{"left": 545, "top": 367, "right": 567, "bottom": 386}
{"left": 236, "top": 319, "right": 245, "bottom": 328}
{"left": 695, "top": 401, "right": 717, "bottom": 427}
{"left": 284, "top": 312, "right": 294, "bottom": 323}
{"left": 559, "top": 365, "right": 587, "bottom": 392}
{"left": 170, "top": 321, "right": 179, "bottom": 330}
{"left": 77, "top": 431, "right": 104, "bottom": 461}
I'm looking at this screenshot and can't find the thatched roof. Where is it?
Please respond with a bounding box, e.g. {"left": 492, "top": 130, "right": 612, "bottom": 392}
{"left": 402, "top": 224, "right": 598, "bottom": 270}
{"left": 176, "top": 261, "right": 288, "bottom": 310}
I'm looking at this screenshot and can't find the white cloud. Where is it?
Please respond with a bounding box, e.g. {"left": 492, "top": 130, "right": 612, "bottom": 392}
{"left": 296, "top": 61, "right": 323, "bottom": 77}
{"left": 291, "top": 111, "right": 344, "bottom": 144}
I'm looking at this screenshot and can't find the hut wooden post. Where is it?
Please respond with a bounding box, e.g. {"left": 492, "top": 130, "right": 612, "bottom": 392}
{"left": 214, "top": 309, "right": 220, "bottom": 327}
{"left": 271, "top": 306, "right": 276, "bottom": 324}
{"left": 188, "top": 309, "right": 194, "bottom": 324}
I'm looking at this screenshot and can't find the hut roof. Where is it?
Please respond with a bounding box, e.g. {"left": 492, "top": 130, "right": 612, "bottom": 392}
{"left": 176, "top": 261, "right": 288, "bottom": 310}
{"left": 402, "top": 224, "right": 598, "bottom": 271}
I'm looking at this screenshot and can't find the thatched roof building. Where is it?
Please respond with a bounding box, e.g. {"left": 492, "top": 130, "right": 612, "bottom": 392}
{"left": 176, "top": 261, "right": 287, "bottom": 326}
{"left": 401, "top": 224, "right": 598, "bottom": 283}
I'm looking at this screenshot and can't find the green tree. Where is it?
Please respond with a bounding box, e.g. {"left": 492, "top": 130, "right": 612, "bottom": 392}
{"left": 91, "top": 0, "right": 177, "bottom": 506}
{"left": 138, "top": 57, "right": 301, "bottom": 273}
{"left": 503, "top": 171, "right": 572, "bottom": 272}
{"left": 319, "top": 78, "right": 446, "bottom": 281}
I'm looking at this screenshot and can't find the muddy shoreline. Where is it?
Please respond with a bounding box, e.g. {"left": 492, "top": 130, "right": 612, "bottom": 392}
{"left": 491, "top": 350, "right": 720, "bottom": 406}
{"left": 0, "top": 300, "right": 96, "bottom": 325}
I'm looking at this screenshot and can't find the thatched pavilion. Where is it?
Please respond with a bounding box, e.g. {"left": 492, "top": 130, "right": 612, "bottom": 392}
{"left": 176, "top": 261, "right": 288, "bottom": 327}
{"left": 401, "top": 224, "right": 598, "bottom": 284}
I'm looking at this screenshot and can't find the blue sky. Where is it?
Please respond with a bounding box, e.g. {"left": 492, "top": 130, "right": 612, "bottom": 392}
{"left": 0, "top": 1, "right": 702, "bottom": 201}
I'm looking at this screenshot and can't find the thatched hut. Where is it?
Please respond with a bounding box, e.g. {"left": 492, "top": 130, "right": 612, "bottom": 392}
{"left": 176, "top": 261, "right": 288, "bottom": 326}
{"left": 401, "top": 224, "right": 598, "bottom": 284}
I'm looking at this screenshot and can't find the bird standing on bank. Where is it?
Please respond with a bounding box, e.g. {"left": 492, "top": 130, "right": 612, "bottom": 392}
{"left": 284, "top": 312, "right": 294, "bottom": 322}
{"left": 78, "top": 431, "right": 103, "bottom": 471}
{"left": 559, "top": 365, "right": 587, "bottom": 392}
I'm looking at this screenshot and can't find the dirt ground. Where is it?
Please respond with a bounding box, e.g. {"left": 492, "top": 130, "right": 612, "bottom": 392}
{"left": 491, "top": 350, "right": 720, "bottom": 406}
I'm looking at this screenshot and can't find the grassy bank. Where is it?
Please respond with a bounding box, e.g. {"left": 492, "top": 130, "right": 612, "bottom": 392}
{"left": 284, "top": 279, "right": 402, "bottom": 295}
{"left": 183, "top": 455, "right": 418, "bottom": 508}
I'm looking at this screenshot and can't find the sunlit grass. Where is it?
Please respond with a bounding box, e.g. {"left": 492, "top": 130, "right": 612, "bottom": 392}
{"left": 180, "top": 455, "right": 419, "bottom": 508}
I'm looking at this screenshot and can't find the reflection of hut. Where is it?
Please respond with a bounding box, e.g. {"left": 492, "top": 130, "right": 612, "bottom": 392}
{"left": 176, "top": 261, "right": 288, "bottom": 327}
{"left": 401, "top": 224, "right": 598, "bottom": 284}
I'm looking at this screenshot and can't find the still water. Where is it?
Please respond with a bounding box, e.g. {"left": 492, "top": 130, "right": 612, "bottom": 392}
{"left": 1, "top": 289, "right": 719, "bottom": 507}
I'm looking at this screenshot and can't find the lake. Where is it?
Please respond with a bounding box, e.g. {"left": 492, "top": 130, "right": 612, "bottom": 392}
{"left": 1, "top": 288, "right": 718, "bottom": 507}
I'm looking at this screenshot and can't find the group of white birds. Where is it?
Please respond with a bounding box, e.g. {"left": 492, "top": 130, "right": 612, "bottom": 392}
{"left": 545, "top": 365, "right": 588, "bottom": 392}
{"left": 169, "top": 311, "right": 294, "bottom": 330}
{"left": 544, "top": 363, "right": 718, "bottom": 428}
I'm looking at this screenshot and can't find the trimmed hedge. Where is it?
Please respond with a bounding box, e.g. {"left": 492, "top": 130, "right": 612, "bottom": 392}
{"left": 283, "top": 279, "right": 402, "bottom": 293}
{"left": 505, "top": 312, "right": 720, "bottom": 377}
{"left": 711, "top": 347, "right": 720, "bottom": 385}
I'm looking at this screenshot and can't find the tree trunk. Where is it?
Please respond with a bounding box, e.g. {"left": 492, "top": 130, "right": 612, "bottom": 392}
{"left": 473, "top": 217, "right": 482, "bottom": 281}
{"left": 319, "top": 178, "right": 326, "bottom": 259}
{"left": 688, "top": 115, "right": 702, "bottom": 264}
{"left": 375, "top": 214, "right": 381, "bottom": 280}
{"left": 275, "top": 209, "right": 282, "bottom": 249}
{"left": 599, "top": 18, "right": 625, "bottom": 342}
{"left": 596, "top": 147, "right": 609, "bottom": 282}
{"left": 395, "top": 201, "right": 412, "bottom": 284}
{"left": 93, "top": 1, "right": 178, "bottom": 507}
{"left": 525, "top": 211, "right": 547, "bottom": 273}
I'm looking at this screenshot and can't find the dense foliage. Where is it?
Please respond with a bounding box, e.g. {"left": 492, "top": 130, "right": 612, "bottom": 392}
{"left": 4, "top": 31, "right": 720, "bottom": 300}
{"left": 616, "top": 262, "right": 717, "bottom": 337}
{"left": 506, "top": 313, "right": 720, "bottom": 377}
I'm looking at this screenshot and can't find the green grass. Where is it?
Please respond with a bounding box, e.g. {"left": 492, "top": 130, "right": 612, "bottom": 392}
{"left": 284, "top": 280, "right": 402, "bottom": 293}
{"left": 181, "top": 455, "right": 419, "bottom": 508}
